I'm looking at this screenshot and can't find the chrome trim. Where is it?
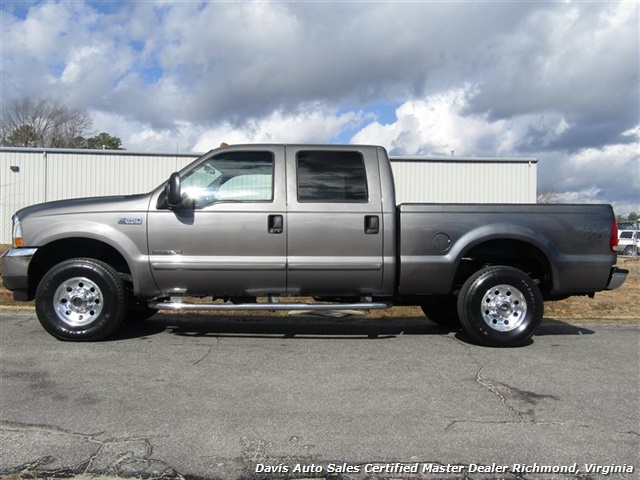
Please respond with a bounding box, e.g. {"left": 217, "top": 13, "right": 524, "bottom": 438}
{"left": 288, "top": 264, "right": 383, "bottom": 271}
{"left": 2, "top": 248, "right": 38, "bottom": 258}
{"left": 150, "top": 301, "right": 392, "bottom": 312}
{"left": 151, "top": 261, "right": 286, "bottom": 271}
{"left": 606, "top": 267, "right": 628, "bottom": 290}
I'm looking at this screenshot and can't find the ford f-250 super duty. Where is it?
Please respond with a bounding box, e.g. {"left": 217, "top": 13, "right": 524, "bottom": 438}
{"left": 1, "top": 144, "right": 628, "bottom": 347}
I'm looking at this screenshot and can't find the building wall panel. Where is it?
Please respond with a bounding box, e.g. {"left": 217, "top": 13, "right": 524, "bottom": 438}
{"left": 1, "top": 150, "right": 47, "bottom": 245}
{"left": 390, "top": 158, "right": 536, "bottom": 204}
{"left": 43, "top": 152, "right": 190, "bottom": 200}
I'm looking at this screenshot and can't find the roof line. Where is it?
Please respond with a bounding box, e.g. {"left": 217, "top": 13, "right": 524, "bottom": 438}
{"left": 0, "top": 146, "right": 538, "bottom": 163}
{"left": 390, "top": 156, "right": 538, "bottom": 164}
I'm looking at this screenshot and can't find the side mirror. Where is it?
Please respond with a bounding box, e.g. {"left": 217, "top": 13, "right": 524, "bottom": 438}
{"left": 166, "top": 172, "right": 182, "bottom": 208}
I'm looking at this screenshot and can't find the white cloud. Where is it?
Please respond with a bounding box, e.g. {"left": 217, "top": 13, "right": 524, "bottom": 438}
{"left": 2, "top": 1, "right": 638, "bottom": 214}
{"left": 349, "top": 86, "right": 573, "bottom": 157}
{"left": 193, "top": 104, "right": 364, "bottom": 151}
{"left": 555, "top": 139, "right": 639, "bottom": 192}
{"left": 349, "top": 86, "right": 638, "bottom": 214}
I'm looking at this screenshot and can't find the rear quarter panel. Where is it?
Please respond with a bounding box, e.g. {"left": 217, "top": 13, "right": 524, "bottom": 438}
{"left": 398, "top": 203, "right": 616, "bottom": 295}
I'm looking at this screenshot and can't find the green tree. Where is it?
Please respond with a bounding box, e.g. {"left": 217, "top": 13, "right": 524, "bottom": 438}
{"left": 617, "top": 212, "right": 638, "bottom": 222}
{"left": 86, "top": 132, "right": 123, "bottom": 150}
{"left": 4, "top": 124, "right": 37, "bottom": 146}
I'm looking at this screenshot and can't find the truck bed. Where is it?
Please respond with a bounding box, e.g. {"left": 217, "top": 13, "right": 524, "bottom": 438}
{"left": 397, "top": 203, "right": 616, "bottom": 297}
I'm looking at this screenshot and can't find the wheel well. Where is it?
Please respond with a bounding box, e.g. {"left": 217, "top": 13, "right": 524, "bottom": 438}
{"left": 454, "top": 239, "right": 553, "bottom": 295}
{"left": 28, "top": 238, "right": 131, "bottom": 298}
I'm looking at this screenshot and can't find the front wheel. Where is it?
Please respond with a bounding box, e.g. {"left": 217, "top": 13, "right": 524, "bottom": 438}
{"left": 35, "top": 258, "right": 127, "bottom": 341}
{"left": 457, "top": 266, "right": 543, "bottom": 347}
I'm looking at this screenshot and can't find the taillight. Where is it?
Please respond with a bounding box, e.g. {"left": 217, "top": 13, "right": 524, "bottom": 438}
{"left": 610, "top": 219, "right": 619, "bottom": 253}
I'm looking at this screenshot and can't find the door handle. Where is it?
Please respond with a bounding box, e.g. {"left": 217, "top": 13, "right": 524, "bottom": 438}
{"left": 365, "top": 215, "right": 379, "bottom": 235}
{"left": 268, "top": 214, "right": 283, "bottom": 234}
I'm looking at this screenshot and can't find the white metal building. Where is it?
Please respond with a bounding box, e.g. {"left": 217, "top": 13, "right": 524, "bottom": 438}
{"left": 390, "top": 156, "right": 537, "bottom": 204}
{"left": 0, "top": 147, "right": 537, "bottom": 244}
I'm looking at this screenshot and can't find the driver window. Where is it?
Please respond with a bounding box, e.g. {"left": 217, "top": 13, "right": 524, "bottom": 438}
{"left": 181, "top": 151, "right": 274, "bottom": 207}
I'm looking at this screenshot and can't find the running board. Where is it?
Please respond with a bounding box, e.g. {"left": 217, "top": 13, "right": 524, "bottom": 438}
{"left": 149, "top": 300, "right": 392, "bottom": 312}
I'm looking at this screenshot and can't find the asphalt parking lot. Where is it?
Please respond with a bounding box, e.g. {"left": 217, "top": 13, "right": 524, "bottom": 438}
{"left": 1, "top": 311, "right": 638, "bottom": 479}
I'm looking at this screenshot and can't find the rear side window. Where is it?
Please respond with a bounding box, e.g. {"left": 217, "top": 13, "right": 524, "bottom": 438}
{"left": 297, "top": 151, "right": 368, "bottom": 203}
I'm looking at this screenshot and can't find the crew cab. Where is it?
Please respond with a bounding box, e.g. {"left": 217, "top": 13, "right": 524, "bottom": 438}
{"left": 1, "top": 144, "right": 628, "bottom": 346}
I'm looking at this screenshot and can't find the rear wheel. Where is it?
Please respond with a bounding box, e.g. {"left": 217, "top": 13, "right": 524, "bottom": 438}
{"left": 457, "top": 266, "right": 543, "bottom": 347}
{"left": 35, "top": 258, "right": 127, "bottom": 341}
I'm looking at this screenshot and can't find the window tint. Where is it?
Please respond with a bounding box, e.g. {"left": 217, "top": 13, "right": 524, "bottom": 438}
{"left": 181, "top": 151, "right": 273, "bottom": 207}
{"left": 297, "top": 151, "right": 368, "bottom": 202}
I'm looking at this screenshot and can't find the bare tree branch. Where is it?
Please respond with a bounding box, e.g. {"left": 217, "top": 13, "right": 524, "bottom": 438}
{"left": 1, "top": 98, "right": 93, "bottom": 148}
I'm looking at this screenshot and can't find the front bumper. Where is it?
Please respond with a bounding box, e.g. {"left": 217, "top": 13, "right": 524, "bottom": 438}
{"left": 1, "top": 248, "right": 37, "bottom": 297}
{"left": 606, "top": 267, "right": 628, "bottom": 290}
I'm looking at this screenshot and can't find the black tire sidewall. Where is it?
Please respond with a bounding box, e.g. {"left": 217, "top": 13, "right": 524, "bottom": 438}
{"left": 35, "top": 259, "right": 126, "bottom": 341}
{"left": 458, "top": 266, "right": 543, "bottom": 347}
{"left": 421, "top": 295, "right": 460, "bottom": 326}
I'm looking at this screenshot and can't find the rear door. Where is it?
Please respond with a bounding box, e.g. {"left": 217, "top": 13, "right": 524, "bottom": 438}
{"left": 285, "top": 146, "right": 384, "bottom": 296}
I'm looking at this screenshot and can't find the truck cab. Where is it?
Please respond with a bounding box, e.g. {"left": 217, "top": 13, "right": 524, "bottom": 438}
{"left": 150, "top": 144, "right": 396, "bottom": 298}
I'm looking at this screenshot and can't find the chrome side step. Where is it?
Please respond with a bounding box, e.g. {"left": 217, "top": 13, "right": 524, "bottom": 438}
{"left": 149, "top": 300, "right": 392, "bottom": 312}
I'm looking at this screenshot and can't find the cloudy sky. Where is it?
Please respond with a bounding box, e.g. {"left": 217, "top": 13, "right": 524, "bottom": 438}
{"left": 1, "top": 1, "right": 638, "bottom": 214}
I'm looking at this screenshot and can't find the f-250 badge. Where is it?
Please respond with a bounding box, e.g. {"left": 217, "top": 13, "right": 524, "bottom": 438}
{"left": 117, "top": 217, "right": 143, "bottom": 225}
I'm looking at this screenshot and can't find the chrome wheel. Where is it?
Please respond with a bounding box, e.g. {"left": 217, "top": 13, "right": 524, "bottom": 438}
{"left": 458, "top": 266, "right": 543, "bottom": 347}
{"left": 53, "top": 276, "right": 104, "bottom": 327}
{"left": 36, "top": 258, "right": 126, "bottom": 341}
{"left": 481, "top": 284, "right": 527, "bottom": 332}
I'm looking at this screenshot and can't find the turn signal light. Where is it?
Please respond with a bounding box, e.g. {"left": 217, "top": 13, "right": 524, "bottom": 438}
{"left": 12, "top": 215, "right": 24, "bottom": 248}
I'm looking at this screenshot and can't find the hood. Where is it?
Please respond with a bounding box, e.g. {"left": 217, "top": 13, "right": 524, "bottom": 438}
{"left": 17, "top": 193, "right": 153, "bottom": 219}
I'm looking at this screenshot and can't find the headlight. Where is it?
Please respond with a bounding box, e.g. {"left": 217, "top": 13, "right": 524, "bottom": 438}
{"left": 12, "top": 215, "right": 23, "bottom": 248}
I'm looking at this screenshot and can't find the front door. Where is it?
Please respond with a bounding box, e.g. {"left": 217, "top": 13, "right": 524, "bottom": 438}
{"left": 147, "top": 147, "right": 286, "bottom": 297}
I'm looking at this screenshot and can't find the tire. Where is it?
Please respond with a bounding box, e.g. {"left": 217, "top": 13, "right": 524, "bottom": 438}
{"left": 457, "top": 266, "right": 543, "bottom": 347}
{"left": 623, "top": 246, "right": 635, "bottom": 256}
{"left": 35, "top": 258, "right": 127, "bottom": 341}
{"left": 420, "top": 296, "right": 460, "bottom": 326}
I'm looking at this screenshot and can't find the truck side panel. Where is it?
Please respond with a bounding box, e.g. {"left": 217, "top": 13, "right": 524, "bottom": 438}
{"left": 397, "top": 203, "right": 616, "bottom": 296}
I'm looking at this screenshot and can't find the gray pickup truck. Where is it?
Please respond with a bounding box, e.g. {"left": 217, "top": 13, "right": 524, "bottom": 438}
{"left": 1, "top": 144, "right": 628, "bottom": 346}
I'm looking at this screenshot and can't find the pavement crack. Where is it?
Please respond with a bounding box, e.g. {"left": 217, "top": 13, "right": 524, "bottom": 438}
{"left": 475, "top": 364, "right": 530, "bottom": 422}
{"left": 83, "top": 441, "right": 106, "bottom": 474}
{"left": 0, "top": 420, "right": 183, "bottom": 479}
{"left": 193, "top": 344, "right": 213, "bottom": 365}
{"left": 1, "top": 420, "right": 104, "bottom": 442}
